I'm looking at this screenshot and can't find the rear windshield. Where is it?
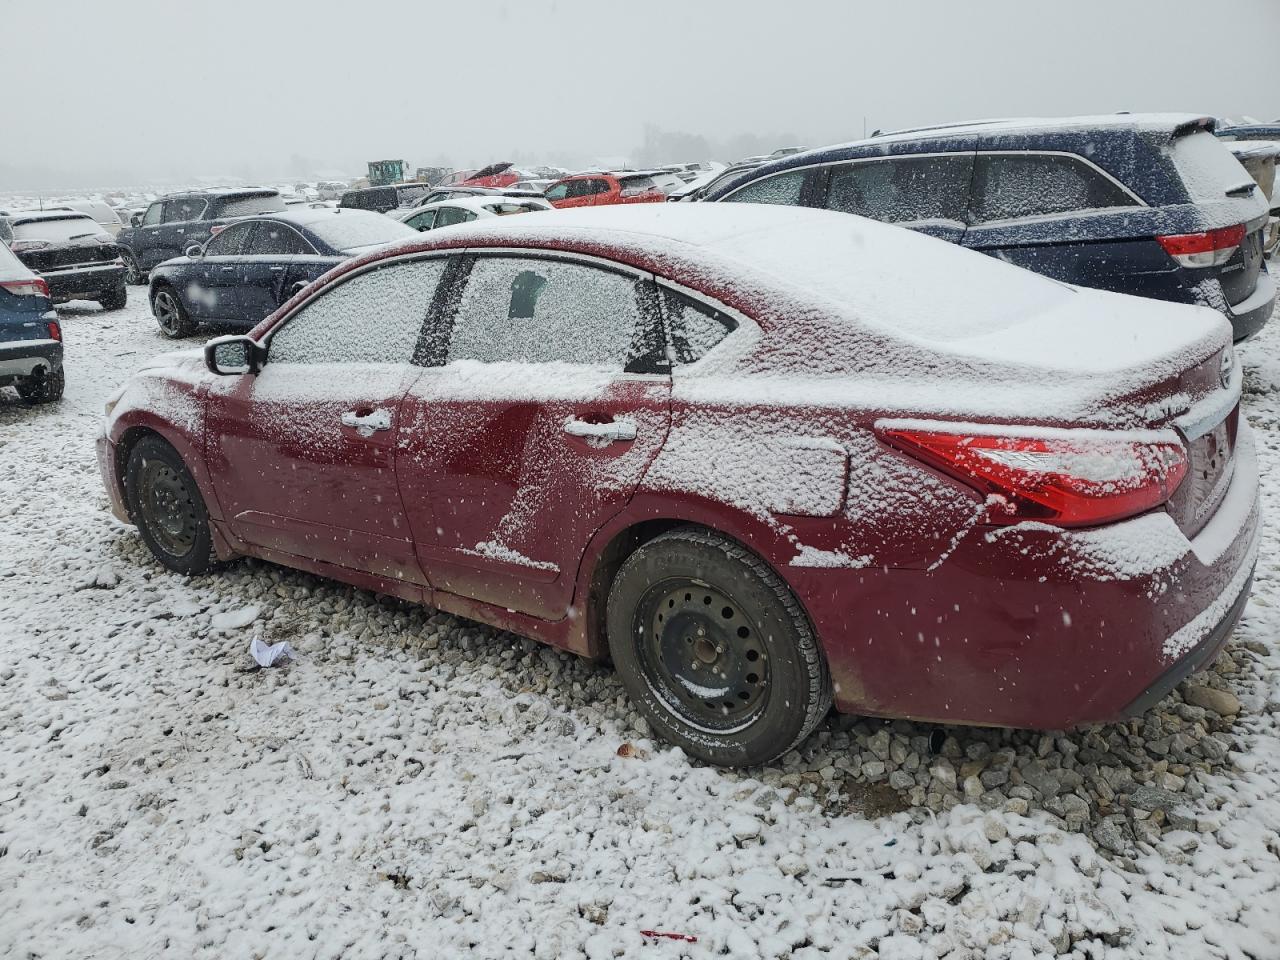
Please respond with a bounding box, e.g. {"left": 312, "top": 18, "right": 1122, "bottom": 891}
{"left": 339, "top": 189, "right": 393, "bottom": 211}
{"left": 217, "top": 194, "right": 286, "bottom": 218}
{"left": 1170, "top": 131, "right": 1262, "bottom": 203}
{"left": 308, "top": 212, "right": 418, "bottom": 252}
{"left": 13, "top": 216, "right": 107, "bottom": 242}
{"left": 396, "top": 185, "right": 430, "bottom": 204}
{"left": 0, "top": 238, "right": 31, "bottom": 280}
{"left": 619, "top": 175, "right": 658, "bottom": 192}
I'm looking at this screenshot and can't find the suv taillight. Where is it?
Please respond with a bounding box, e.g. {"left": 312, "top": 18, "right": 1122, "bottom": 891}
{"left": 877, "top": 425, "right": 1187, "bottom": 528}
{"left": 0, "top": 277, "right": 50, "bottom": 298}
{"left": 1157, "top": 224, "right": 1246, "bottom": 268}
{"left": 47, "top": 319, "right": 62, "bottom": 341}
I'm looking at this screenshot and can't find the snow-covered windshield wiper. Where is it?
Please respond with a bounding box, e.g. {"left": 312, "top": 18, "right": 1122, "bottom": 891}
{"left": 67, "top": 232, "right": 101, "bottom": 241}
{"left": 1225, "top": 182, "right": 1258, "bottom": 197}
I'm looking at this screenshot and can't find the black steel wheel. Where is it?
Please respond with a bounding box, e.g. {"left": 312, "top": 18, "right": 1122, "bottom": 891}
{"left": 99, "top": 282, "right": 127, "bottom": 311}
{"left": 124, "top": 434, "right": 219, "bottom": 575}
{"left": 637, "top": 580, "right": 772, "bottom": 733}
{"left": 152, "top": 287, "right": 194, "bottom": 338}
{"left": 607, "top": 527, "right": 832, "bottom": 766}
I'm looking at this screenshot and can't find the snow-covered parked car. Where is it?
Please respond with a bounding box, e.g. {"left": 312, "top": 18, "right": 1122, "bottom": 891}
{"left": 98, "top": 204, "right": 1258, "bottom": 767}
{"left": 393, "top": 195, "right": 553, "bottom": 232}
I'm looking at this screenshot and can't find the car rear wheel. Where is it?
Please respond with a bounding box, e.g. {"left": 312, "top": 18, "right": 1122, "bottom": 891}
{"left": 122, "top": 251, "right": 145, "bottom": 285}
{"left": 99, "top": 282, "right": 127, "bottom": 311}
{"left": 125, "top": 434, "right": 219, "bottom": 575}
{"left": 15, "top": 368, "right": 64, "bottom": 404}
{"left": 607, "top": 527, "right": 832, "bottom": 767}
{"left": 152, "top": 287, "right": 194, "bottom": 339}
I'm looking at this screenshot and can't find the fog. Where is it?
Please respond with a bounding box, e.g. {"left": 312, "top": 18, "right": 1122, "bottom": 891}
{"left": 4, "top": 0, "right": 1278, "bottom": 189}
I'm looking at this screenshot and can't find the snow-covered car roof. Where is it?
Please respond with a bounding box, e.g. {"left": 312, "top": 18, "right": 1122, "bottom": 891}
{"left": 374, "top": 203, "right": 1224, "bottom": 377}
{"left": 871, "top": 112, "right": 1214, "bottom": 145}
{"left": 406, "top": 196, "right": 553, "bottom": 217}
{"left": 7, "top": 209, "right": 98, "bottom": 225}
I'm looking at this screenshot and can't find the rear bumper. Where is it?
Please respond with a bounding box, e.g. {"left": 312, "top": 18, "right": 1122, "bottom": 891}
{"left": 792, "top": 422, "right": 1261, "bottom": 730}
{"left": 0, "top": 338, "right": 63, "bottom": 383}
{"left": 41, "top": 262, "right": 126, "bottom": 301}
{"left": 1226, "top": 269, "right": 1275, "bottom": 342}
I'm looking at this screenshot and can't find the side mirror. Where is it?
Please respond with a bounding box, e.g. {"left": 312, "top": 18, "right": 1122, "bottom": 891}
{"left": 204, "top": 334, "right": 264, "bottom": 376}
{"left": 184, "top": 243, "right": 205, "bottom": 258}
{"left": 131, "top": 213, "right": 143, "bottom": 227}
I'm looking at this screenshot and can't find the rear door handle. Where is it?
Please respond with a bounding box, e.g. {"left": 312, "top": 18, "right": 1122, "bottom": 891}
{"left": 270, "top": 265, "right": 286, "bottom": 272}
{"left": 221, "top": 266, "right": 236, "bottom": 272}
{"left": 563, "top": 417, "right": 637, "bottom": 444}
{"left": 341, "top": 408, "right": 392, "bottom": 436}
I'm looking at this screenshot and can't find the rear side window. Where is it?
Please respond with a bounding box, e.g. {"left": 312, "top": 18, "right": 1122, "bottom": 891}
{"left": 163, "top": 198, "right": 207, "bottom": 223}
{"left": 826, "top": 155, "right": 972, "bottom": 224}
{"left": 660, "top": 289, "right": 737, "bottom": 364}
{"left": 447, "top": 257, "right": 644, "bottom": 367}
{"left": 723, "top": 170, "right": 805, "bottom": 206}
{"left": 269, "top": 259, "right": 446, "bottom": 365}
{"left": 217, "top": 194, "right": 287, "bottom": 218}
{"left": 970, "top": 154, "right": 1138, "bottom": 223}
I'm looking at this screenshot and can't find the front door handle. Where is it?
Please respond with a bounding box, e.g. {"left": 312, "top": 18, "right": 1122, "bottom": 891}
{"left": 270, "top": 265, "right": 286, "bottom": 272}
{"left": 563, "top": 416, "right": 637, "bottom": 444}
{"left": 221, "top": 266, "right": 236, "bottom": 272}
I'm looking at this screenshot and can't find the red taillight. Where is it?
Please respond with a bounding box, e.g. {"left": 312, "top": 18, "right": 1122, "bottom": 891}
{"left": 877, "top": 426, "right": 1188, "bottom": 528}
{"left": 0, "top": 277, "right": 50, "bottom": 299}
{"left": 1156, "top": 224, "right": 1246, "bottom": 268}
{"left": 47, "top": 319, "right": 62, "bottom": 341}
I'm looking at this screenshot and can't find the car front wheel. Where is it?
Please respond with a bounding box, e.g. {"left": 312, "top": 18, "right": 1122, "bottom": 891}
{"left": 607, "top": 527, "right": 832, "bottom": 767}
{"left": 152, "top": 287, "right": 195, "bottom": 338}
{"left": 124, "top": 434, "right": 220, "bottom": 575}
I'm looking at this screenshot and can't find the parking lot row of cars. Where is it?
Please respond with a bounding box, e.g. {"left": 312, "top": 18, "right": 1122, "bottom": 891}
{"left": 4, "top": 111, "right": 1278, "bottom": 765}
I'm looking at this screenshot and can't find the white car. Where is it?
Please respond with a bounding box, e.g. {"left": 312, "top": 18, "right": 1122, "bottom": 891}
{"left": 48, "top": 199, "right": 125, "bottom": 236}
{"left": 393, "top": 195, "right": 553, "bottom": 232}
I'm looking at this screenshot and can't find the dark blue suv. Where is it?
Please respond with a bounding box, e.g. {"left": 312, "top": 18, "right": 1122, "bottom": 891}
{"left": 705, "top": 114, "right": 1273, "bottom": 341}
{"left": 0, "top": 241, "right": 63, "bottom": 403}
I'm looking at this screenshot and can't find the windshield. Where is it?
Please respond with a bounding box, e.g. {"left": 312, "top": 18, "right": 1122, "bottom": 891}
{"left": 308, "top": 212, "right": 418, "bottom": 252}
{"left": 13, "top": 216, "right": 107, "bottom": 242}
{"left": 217, "top": 194, "right": 287, "bottom": 218}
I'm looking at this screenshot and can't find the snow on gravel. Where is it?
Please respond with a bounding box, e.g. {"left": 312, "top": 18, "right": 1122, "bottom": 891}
{"left": 1, "top": 292, "right": 1278, "bottom": 959}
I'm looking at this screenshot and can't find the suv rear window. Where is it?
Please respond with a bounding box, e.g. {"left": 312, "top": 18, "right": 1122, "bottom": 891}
{"left": 395, "top": 185, "right": 429, "bottom": 205}
{"left": 217, "top": 194, "right": 287, "bottom": 218}
{"left": 827, "top": 155, "right": 972, "bottom": 225}
{"left": 969, "top": 153, "right": 1138, "bottom": 223}
{"left": 1169, "top": 131, "right": 1262, "bottom": 203}
{"left": 12, "top": 216, "right": 105, "bottom": 242}
{"left": 339, "top": 189, "right": 394, "bottom": 211}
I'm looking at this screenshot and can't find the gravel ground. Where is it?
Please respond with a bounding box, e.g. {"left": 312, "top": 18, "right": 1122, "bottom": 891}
{"left": 1, "top": 290, "right": 1278, "bottom": 959}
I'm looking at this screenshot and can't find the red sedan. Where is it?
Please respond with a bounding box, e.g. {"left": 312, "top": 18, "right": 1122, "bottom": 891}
{"left": 543, "top": 172, "right": 667, "bottom": 208}
{"left": 99, "top": 204, "right": 1258, "bottom": 766}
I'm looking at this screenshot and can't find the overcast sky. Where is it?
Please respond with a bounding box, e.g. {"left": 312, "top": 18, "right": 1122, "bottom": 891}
{"left": 4, "top": 0, "right": 1278, "bottom": 189}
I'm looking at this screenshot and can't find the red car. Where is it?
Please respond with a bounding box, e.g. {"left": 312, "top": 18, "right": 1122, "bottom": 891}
{"left": 463, "top": 162, "right": 520, "bottom": 189}
{"left": 99, "top": 204, "right": 1258, "bottom": 767}
{"left": 543, "top": 173, "right": 667, "bottom": 208}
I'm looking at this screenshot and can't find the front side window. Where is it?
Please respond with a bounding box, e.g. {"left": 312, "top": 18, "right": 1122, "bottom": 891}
{"left": 723, "top": 169, "right": 805, "bottom": 206}
{"left": 245, "top": 222, "right": 312, "bottom": 256}
{"left": 447, "top": 257, "right": 644, "bottom": 367}
{"left": 141, "top": 203, "right": 162, "bottom": 226}
{"left": 433, "top": 206, "right": 477, "bottom": 228}
{"left": 406, "top": 210, "right": 436, "bottom": 231}
{"left": 162, "top": 198, "right": 207, "bottom": 223}
{"left": 203, "top": 222, "right": 253, "bottom": 256}
{"left": 970, "top": 153, "right": 1138, "bottom": 223}
{"left": 268, "top": 259, "right": 447, "bottom": 365}
{"left": 544, "top": 182, "right": 570, "bottom": 201}
{"left": 660, "top": 289, "right": 737, "bottom": 364}
{"left": 826, "top": 155, "right": 973, "bottom": 224}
